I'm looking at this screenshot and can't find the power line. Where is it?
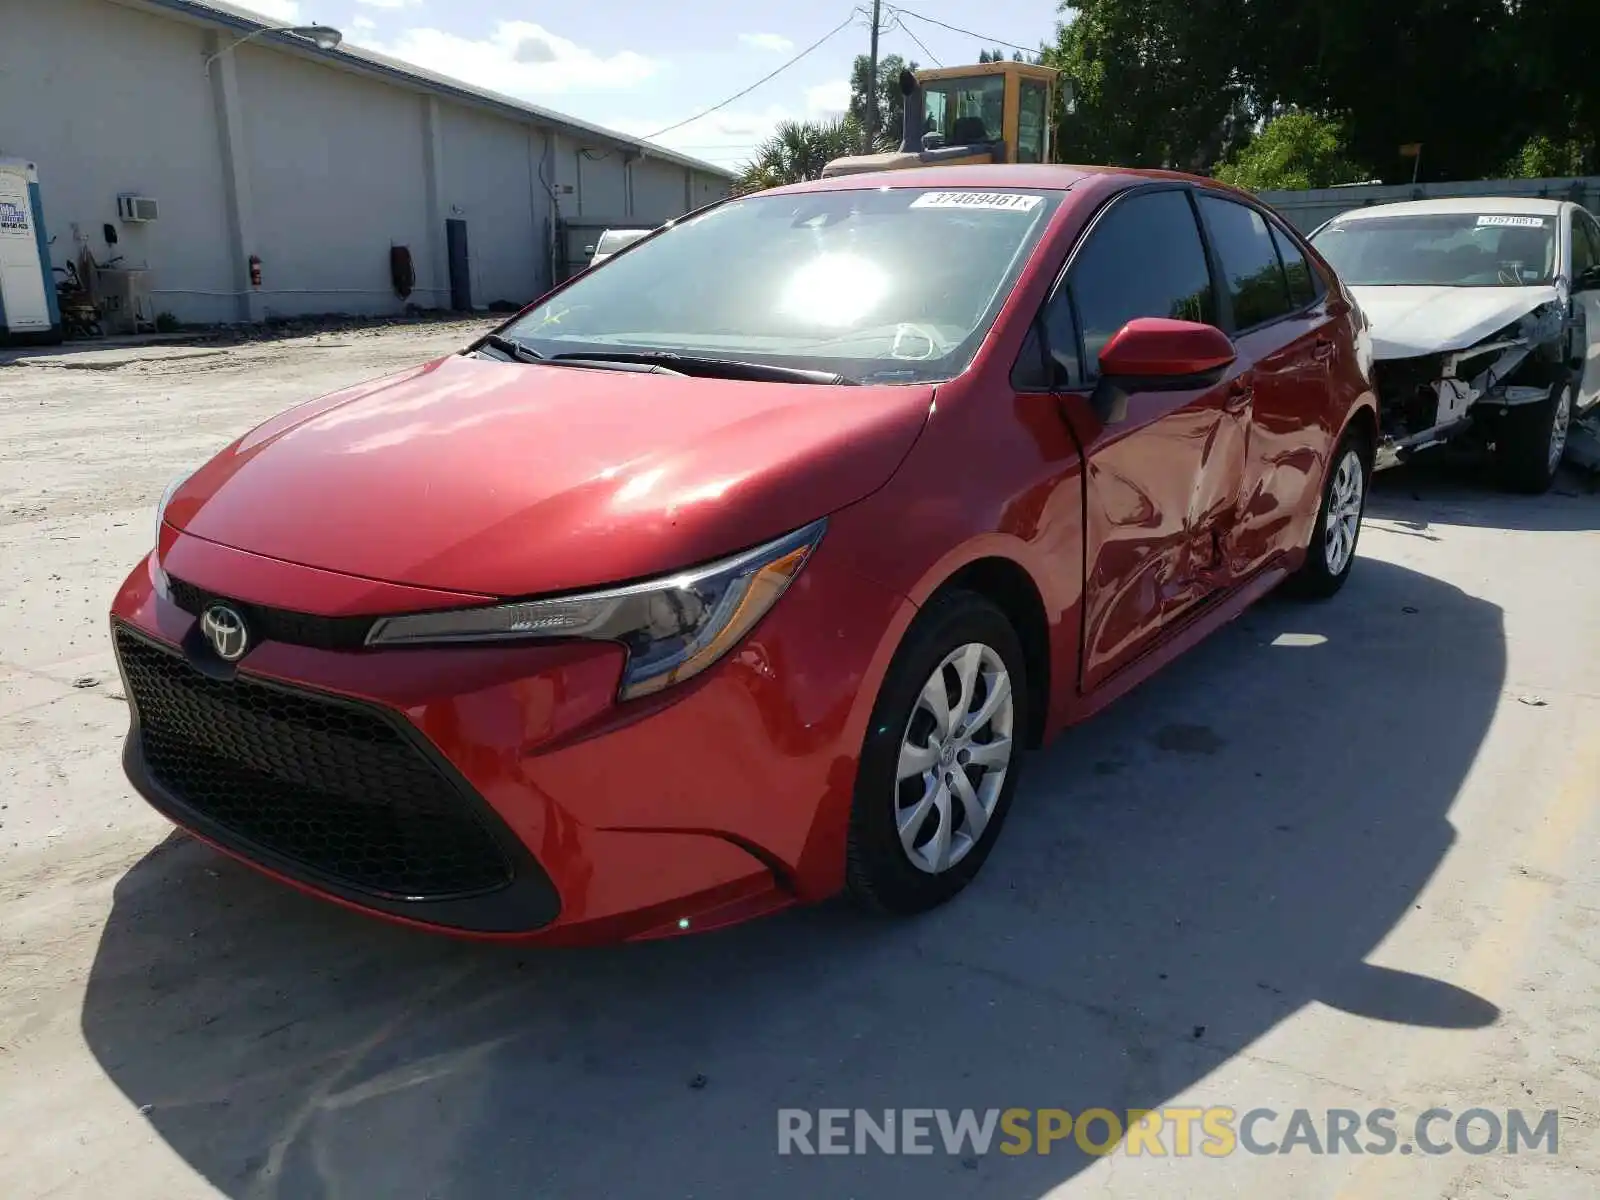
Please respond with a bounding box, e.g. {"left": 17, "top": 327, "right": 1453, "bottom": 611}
{"left": 885, "top": 12, "right": 943, "bottom": 67}
{"left": 642, "top": 14, "right": 859, "bottom": 141}
{"left": 889, "top": 4, "right": 1039, "bottom": 57}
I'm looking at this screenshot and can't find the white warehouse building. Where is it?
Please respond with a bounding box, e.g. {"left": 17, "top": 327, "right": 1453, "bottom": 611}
{"left": 0, "top": 0, "right": 734, "bottom": 327}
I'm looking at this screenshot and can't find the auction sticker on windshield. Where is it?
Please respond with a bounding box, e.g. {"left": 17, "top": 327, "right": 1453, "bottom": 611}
{"left": 1476, "top": 215, "right": 1548, "bottom": 228}
{"left": 909, "top": 192, "right": 1044, "bottom": 213}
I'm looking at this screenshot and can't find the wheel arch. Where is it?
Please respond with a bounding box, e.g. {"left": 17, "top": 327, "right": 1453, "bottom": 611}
{"left": 1341, "top": 399, "right": 1380, "bottom": 470}
{"left": 924, "top": 555, "right": 1053, "bottom": 749}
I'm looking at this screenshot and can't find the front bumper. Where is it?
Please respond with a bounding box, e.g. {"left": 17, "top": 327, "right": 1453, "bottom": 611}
{"left": 109, "top": 527, "right": 914, "bottom": 943}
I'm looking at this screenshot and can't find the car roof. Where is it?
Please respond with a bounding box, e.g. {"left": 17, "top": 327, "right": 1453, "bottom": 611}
{"left": 1328, "top": 196, "right": 1567, "bottom": 223}
{"left": 765, "top": 163, "right": 1225, "bottom": 197}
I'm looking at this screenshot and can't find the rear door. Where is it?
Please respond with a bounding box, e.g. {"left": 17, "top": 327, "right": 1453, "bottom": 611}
{"left": 1032, "top": 186, "right": 1251, "bottom": 692}
{"left": 1194, "top": 192, "right": 1342, "bottom": 581}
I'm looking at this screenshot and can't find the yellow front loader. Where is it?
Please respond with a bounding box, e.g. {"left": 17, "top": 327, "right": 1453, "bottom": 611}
{"left": 821, "top": 61, "right": 1063, "bottom": 179}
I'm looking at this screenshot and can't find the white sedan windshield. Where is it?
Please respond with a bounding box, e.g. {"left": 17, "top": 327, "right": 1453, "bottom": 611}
{"left": 505, "top": 187, "right": 1062, "bottom": 383}
{"left": 1311, "top": 212, "right": 1557, "bottom": 288}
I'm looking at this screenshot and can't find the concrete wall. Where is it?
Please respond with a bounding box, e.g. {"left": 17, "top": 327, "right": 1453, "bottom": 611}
{"left": 1260, "top": 176, "right": 1600, "bottom": 235}
{"left": 236, "top": 42, "right": 438, "bottom": 317}
{"left": 634, "top": 164, "right": 692, "bottom": 225}
{"left": 437, "top": 104, "right": 549, "bottom": 308}
{"left": 0, "top": 0, "right": 730, "bottom": 325}
{"left": 0, "top": 0, "right": 236, "bottom": 321}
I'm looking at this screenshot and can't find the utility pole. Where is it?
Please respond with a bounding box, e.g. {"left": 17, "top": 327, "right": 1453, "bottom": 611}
{"left": 865, "top": 0, "right": 881, "bottom": 153}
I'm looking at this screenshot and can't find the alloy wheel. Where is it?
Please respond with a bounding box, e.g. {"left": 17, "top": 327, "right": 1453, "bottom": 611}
{"left": 1324, "top": 448, "right": 1364, "bottom": 576}
{"left": 1548, "top": 385, "right": 1573, "bottom": 473}
{"left": 894, "top": 643, "right": 1015, "bottom": 875}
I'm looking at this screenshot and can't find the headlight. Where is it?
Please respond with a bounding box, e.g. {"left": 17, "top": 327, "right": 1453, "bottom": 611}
{"left": 151, "top": 471, "right": 193, "bottom": 599}
{"left": 155, "top": 472, "right": 191, "bottom": 546}
{"left": 365, "top": 519, "right": 827, "bottom": 700}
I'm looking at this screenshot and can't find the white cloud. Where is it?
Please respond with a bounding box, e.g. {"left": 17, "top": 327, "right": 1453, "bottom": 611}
{"left": 609, "top": 86, "right": 855, "bottom": 171}
{"left": 804, "top": 80, "right": 851, "bottom": 115}
{"left": 355, "top": 0, "right": 423, "bottom": 8}
{"left": 233, "top": 0, "right": 301, "bottom": 21}
{"left": 350, "top": 15, "right": 377, "bottom": 34}
{"left": 738, "top": 33, "right": 794, "bottom": 53}
{"left": 364, "top": 22, "right": 657, "bottom": 95}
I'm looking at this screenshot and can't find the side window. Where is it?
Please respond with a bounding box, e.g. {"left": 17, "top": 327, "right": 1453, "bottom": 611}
{"left": 1068, "top": 190, "right": 1216, "bottom": 381}
{"left": 1198, "top": 194, "right": 1293, "bottom": 330}
{"left": 1012, "top": 288, "right": 1081, "bottom": 390}
{"left": 1270, "top": 221, "right": 1319, "bottom": 309}
{"left": 1572, "top": 212, "right": 1599, "bottom": 276}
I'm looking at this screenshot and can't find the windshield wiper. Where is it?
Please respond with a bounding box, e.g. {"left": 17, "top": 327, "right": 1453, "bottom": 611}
{"left": 473, "top": 333, "right": 545, "bottom": 364}
{"left": 549, "top": 350, "right": 856, "bottom": 386}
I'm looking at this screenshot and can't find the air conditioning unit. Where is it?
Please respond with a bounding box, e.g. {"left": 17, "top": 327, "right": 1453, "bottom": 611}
{"left": 117, "top": 195, "right": 159, "bottom": 223}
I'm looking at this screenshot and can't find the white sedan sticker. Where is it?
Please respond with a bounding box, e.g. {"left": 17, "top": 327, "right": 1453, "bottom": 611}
{"left": 910, "top": 192, "right": 1044, "bottom": 213}
{"left": 1475, "top": 214, "right": 1548, "bottom": 228}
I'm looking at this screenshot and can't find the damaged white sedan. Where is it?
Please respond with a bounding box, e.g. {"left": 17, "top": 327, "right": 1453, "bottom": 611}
{"left": 1310, "top": 197, "right": 1600, "bottom": 492}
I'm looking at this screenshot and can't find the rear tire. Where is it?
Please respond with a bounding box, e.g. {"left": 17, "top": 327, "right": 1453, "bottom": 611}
{"left": 1283, "top": 431, "right": 1368, "bottom": 600}
{"left": 845, "top": 590, "right": 1029, "bottom": 915}
{"left": 1495, "top": 376, "right": 1573, "bottom": 495}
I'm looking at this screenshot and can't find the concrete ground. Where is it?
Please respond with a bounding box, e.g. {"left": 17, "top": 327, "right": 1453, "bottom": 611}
{"left": 1, "top": 325, "right": 1597, "bottom": 1200}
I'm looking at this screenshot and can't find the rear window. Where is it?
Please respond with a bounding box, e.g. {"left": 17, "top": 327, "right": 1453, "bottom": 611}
{"left": 1198, "top": 195, "right": 1293, "bottom": 329}
{"left": 596, "top": 230, "right": 651, "bottom": 255}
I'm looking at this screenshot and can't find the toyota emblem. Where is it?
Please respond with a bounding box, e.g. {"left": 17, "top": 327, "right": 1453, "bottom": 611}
{"left": 199, "top": 603, "right": 250, "bottom": 662}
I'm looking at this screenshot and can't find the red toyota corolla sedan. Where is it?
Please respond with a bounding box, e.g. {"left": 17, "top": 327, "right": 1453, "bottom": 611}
{"left": 111, "top": 165, "right": 1377, "bottom": 944}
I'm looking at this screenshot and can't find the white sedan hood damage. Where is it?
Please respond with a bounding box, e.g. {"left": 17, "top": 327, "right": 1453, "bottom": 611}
{"left": 1349, "top": 284, "right": 1560, "bottom": 359}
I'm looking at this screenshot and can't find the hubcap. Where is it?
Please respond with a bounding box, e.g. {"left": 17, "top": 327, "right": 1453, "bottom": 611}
{"left": 1548, "top": 386, "right": 1572, "bottom": 472}
{"left": 1324, "top": 449, "right": 1364, "bottom": 576}
{"left": 895, "top": 643, "right": 1015, "bottom": 875}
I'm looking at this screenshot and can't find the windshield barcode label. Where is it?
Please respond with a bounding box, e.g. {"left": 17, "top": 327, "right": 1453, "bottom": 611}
{"left": 910, "top": 192, "right": 1044, "bottom": 213}
{"left": 1475, "top": 215, "right": 1547, "bottom": 228}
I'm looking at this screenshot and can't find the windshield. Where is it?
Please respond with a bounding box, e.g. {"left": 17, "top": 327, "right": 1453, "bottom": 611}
{"left": 1310, "top": 212, "right": 1557, "bottom": 287}
{"left": 596, "top": 229, "right": 651, "bottom": 256}
{"left": 503, "top": 187, "right": 1062, "bottom": 384}
{"left": 922, "top": 76, "right": 1006, "bottom": 144}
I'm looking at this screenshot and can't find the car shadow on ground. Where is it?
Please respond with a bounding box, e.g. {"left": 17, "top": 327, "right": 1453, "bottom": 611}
{"left": 79, "top": 556, "right": 1502, "bottom": 1199}
{"left": 1366, "top": 455, "right": 1600, "bottom": 535}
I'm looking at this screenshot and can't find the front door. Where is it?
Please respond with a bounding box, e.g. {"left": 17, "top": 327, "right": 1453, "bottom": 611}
{"left": 1571, "top": 207, "right": 1600, "bottom": 412}
{"left": 1044, "top": 187, "right": 1250, "bottom": 693}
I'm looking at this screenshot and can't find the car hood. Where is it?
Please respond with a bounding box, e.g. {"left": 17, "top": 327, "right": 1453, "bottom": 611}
{"left": 1348, "top": 284, "right": 1559, "bottom": 360}
{"left": 167, "top": 352, "right": 934, "bottom": 597}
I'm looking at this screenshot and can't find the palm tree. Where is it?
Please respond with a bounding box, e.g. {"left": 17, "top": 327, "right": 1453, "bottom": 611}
{"left": 737, "top": 116, "right": 865, "bottom": 192}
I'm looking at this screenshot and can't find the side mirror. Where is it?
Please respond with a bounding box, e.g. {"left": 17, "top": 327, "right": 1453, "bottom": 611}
{"left": 1090, "top": 317, "right": 1237, "bottom": 424}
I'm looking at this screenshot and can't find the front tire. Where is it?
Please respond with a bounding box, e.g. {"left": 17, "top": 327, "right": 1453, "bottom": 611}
{"left": 1284, "top": 432, "right": 1368, "bottom": 600}
{"left": 1495, "top": 376, "right": 1573, "bottom": 495}
{"left": 845, "top": 590, "right": 1029, "bottom": 915}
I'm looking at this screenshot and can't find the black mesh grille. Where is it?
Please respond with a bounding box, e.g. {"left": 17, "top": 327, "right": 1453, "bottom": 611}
{"left": 116, "top": 630, "right": 513, "bottom": 900}
{"left": 166, "top": 577, "right": 373, "bottom": 651}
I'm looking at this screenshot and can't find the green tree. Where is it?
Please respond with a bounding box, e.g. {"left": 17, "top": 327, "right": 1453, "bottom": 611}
{"left": 1501, "top": 133, "right": 1594, "bottom": 179}
{"left": 1044, "top": 0, "right": 1254, "bottom": 172}
{"left": 977, "top": 47, "right": 1034, "bottom": 64}
{"left": 1212, "top": 111, "right": 1365, "bottom": 191}
{"left": 737, "top": 116, "right": 864, "bottom": 192}
{"left": 849, "top": 53, "right": 917, "bottom": 151}
{"left": 1242, "top": 0, "right": 1586, "bottom": 182}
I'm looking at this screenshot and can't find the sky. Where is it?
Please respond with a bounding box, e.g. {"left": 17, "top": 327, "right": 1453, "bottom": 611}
{"left": 232, "top": 0, "right": 1063, "bottom": 173}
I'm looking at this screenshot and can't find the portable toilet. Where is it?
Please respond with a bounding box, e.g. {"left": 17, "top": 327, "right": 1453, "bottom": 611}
{"left": 0, "top": 158, "right": 62, "bottom": 345}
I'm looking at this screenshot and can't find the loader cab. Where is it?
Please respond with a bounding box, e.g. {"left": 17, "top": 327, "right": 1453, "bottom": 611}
{"left": 916, "top": 63, "right": 1056, "bottom": 163}
{"left": 820, "top": 61, "right": 1063, "bottom": 179}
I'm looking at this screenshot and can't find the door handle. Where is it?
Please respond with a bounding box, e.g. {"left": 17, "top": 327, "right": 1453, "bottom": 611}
{"left": 1223, "top": 380, "right": 1253, "bottom": 414}
{"left": 1313, "top": 337, "right": 1336, "bottom": 362}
